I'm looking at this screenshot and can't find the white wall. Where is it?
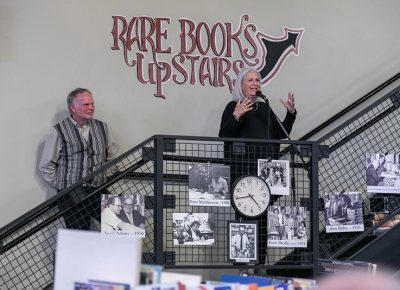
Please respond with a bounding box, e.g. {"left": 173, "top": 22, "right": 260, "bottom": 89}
{"left": 1, "top": 0, "right": 400, "bottom": 227}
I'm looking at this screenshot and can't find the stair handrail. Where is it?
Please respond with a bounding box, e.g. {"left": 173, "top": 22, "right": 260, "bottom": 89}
{"left": 299, "top": 72, "right": 400, "bottom": 141}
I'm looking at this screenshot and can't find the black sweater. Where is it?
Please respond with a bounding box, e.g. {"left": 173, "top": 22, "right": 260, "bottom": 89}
{"left": 218, "top": 101, "right": 296, "bottom": 140}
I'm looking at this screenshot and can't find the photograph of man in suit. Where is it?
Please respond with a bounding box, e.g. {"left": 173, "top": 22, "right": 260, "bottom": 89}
{"left": 117, "top": 196, "right": 145, "bottom": 229}
{"left": 334, "top": 194, "right": 349, "bottom": 219}
{"left": 101, "top": 195, "right": 140, "bottom": 232}
{"left": 231, "top": 226, "right": 250, "bottom": 258}
{"left": 327, "top": 193, "right": 340, "bottom": 218}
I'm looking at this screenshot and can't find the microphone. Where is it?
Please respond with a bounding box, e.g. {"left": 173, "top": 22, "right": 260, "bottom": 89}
{"left": 256, "top": 90, "right": 268, "bottom": 103}
{"left": 256, "top": 90, "right": 291, "bottom": 140}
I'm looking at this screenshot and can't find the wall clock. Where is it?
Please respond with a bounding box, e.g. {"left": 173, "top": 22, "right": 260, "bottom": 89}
{"left": 231, "top": 175, "right": 271, "bottom": 218}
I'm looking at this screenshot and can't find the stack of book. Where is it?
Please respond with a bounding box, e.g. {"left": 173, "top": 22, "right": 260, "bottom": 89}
{"left": 347, "top": 207, "right": 363, "bottom": 224}
{"left": 73, "top": 263, "right": 318, "bottom": 290}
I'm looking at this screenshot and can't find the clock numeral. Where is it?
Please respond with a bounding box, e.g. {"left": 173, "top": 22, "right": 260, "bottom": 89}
{"left": 235, "top": 195, "right": 239, "bottom": 199}
{"left": 243, "top": 206, "right": 247, "bottom": 211}
{"left": 258, "top": 205, "right": 261, "bottom": 210}
{"left": 247, "top": 178, "right": 252, "bottom": 184}
{"left": 235, "top": 188, "right": 242, "bottom": 193}
{"left": 237, "top": 202, "right": 241, "bottom": 207}
{"left": 263, "top": 193, "right": 267, "bottom": 197}
{"left": 262, "top": 200, "right": 265, "bottom": 204}
{"left": 260, "top": 186, "right": 264, "bottom": 190}
{"left": 250, "top": 208, "right": 254, "bottom": 214}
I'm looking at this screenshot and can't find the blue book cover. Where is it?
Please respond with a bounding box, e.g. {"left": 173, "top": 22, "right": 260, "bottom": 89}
{"left": 74, "top": 282, "right": 114, "bottom": 290}
{"left": 220, "top": 274, "right": 272, "bottom": 287}
{"left": 274, "top": 283, "right": 289, "bottom": 290}
{"left": 88, "top": 280, "right": 131, "bottom": 290}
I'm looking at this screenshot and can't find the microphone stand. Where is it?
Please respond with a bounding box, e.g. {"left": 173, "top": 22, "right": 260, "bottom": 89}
{"left": 256, "top": 91, "right": 306, "bottom": 206}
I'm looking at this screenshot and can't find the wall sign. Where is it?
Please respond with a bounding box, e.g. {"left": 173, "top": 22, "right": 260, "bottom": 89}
{"left": 111, "top": 15, "right": 303, "bottom": 98}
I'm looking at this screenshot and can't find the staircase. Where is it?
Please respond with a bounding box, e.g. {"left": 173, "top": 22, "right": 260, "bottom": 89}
{"left": 311, "top": 74, "right": 400, "bottom": 273}
{"left": 1, "top": 72, "right": 400, "bottom": 289}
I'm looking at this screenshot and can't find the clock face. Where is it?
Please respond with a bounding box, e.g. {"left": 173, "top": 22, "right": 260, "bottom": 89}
{"left": 231, "top": 175, "right": 271, "bottom": 218}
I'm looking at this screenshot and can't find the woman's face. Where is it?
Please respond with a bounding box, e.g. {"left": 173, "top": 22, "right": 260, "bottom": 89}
{"left": 241, "top": 70, "right": 260, "bottom": 101}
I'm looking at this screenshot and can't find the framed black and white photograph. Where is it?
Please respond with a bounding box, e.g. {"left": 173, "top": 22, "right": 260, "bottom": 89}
{"left": 324, "top": 191, "right": 364, "bottom": 233}
{"left": 100, "top": 194, "right": 145, "bottom": 238}
{"left": 172, "top": 213, "right": 215, "bottom": 246}
{"left": 228, "top": 221, "right": 257, "bottom": 263}
{"left": 188, "top": 163, "right": 231, "bottom": 207}
{"left": 267, "top": 206, "right": 307, "bottom": 248}
{"left": 118, "top": 194, "right": 145, "bottom": 229}
{"left": 366, "top": 153, "right": 400, "bottom": 193}
{"left": 257, "top": 159, "right": 290, "bottom": 195}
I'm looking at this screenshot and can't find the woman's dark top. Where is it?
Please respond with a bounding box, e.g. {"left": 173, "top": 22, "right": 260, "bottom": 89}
{"left": 218, "top": 100, "right": 297, "bottom": 177}
{"left": 218, "top": 101, "right": 296, "bottom": 139}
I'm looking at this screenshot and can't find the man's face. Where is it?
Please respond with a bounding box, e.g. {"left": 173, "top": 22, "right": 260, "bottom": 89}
{"left": 192, "top": 224, "right": 199, "bottom": 231}
{"left": 110, "top": 198, "right": 122, "bottom": 214}
{"left": 123, "top": 198, "right": 134, "bottom": 214}
{"left": 339, "top": 197, "right": 347, "bottom": 206}
{"left": 239, "top": 227, "right": 245, "bottom": 235}
{"left": 69, "top": 91, "right": 95, "bottom": 125}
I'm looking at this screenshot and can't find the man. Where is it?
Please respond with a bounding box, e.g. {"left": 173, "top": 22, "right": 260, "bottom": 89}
{"left": 209, "top": 175, "right": 229, "bottom": 199}
{"left": 277, "top": 206, "right": 286, "bottom": 239}
{"left": 327, "top": 193, "right": 340, "bottom": 218}
{"left": 101, "top": 195, "right": 140, "bottom": 232}
{"left": 117, "top": 196, "right": 145, "bottom": 228}
{"left": 334, "top": 194, "right": 349, "bottom": 219}
{"left": 231, "top": 226, "right": 250, "bottom": 258}
{"left": 185, "top": 221, "right": 203, "bottom": 242}
{"left": 275, "top": 163, "right": 285, "bottom": 186}
{"left": 39, "top": 88, "right": 120, "bottom": 229}
{"left": 366, "top": 159, "right": 384, "bottom": 186}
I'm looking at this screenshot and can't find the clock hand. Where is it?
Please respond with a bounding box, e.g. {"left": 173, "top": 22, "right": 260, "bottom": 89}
{"left": 235, "top": 195, "right": 251, "bottom": 200}
{"left": 248, "top": 193, "right": 260, "bottom": 206}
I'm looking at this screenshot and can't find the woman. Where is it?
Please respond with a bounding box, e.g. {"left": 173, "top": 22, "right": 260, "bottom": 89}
{"left": 218, "top": 68, "right": 296, "bottom": 174}
{"left": 219, "top": 67, "right": 296, "bottom": 141}
{"left": 219, "top": 67, "right": 297, "bottom": 263}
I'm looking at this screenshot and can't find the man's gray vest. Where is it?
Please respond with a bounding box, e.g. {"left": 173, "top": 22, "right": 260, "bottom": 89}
{"left": 54, "top": 118, "right": 108, "bottom": 190}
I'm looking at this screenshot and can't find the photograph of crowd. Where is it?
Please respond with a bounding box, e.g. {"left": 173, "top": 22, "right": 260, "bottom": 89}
{"left": 258, "top": 159, "right": 290, "bottom": 195}
{"left": 267, "top": 206, "right": 308, "bottom": 248}
{"left": 228, "top": 222, "right": 257, "bottom": 263}
{"left": 188, "top": 163, "right": 231, "bottom": 206}
{"left": 172, "top": 213, "right": 215, "bottom": 246}
{"left": 366, "top": 153, "right": 400, "bottom": 193}
{"left": 324, "top": 191, "right": 364, "bottom": 233}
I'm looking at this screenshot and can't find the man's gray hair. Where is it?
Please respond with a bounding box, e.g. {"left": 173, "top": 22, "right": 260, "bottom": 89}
{"left": 232, "top": 68, "right": 262, "bottom": 102}
{"left": 67, "top": 88, "right": 91, "bottom": 106}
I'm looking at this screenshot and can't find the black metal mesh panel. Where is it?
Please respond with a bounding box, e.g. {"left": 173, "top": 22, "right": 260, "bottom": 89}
{"left": 317, "top": 89, "right": 400, "bottom": 259}
{"left": 0, "top": 137, "right": 156, "bottom": 290}
{"left": 0, "top": 136, "right": 319, "bottom": 289}
{"left": 160, "top": 137, "right": 317, "bottom": 272}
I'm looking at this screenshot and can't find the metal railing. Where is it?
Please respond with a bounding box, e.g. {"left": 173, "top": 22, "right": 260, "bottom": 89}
{"left": 0, "top": 136, "right": 320, "bottom": 289}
